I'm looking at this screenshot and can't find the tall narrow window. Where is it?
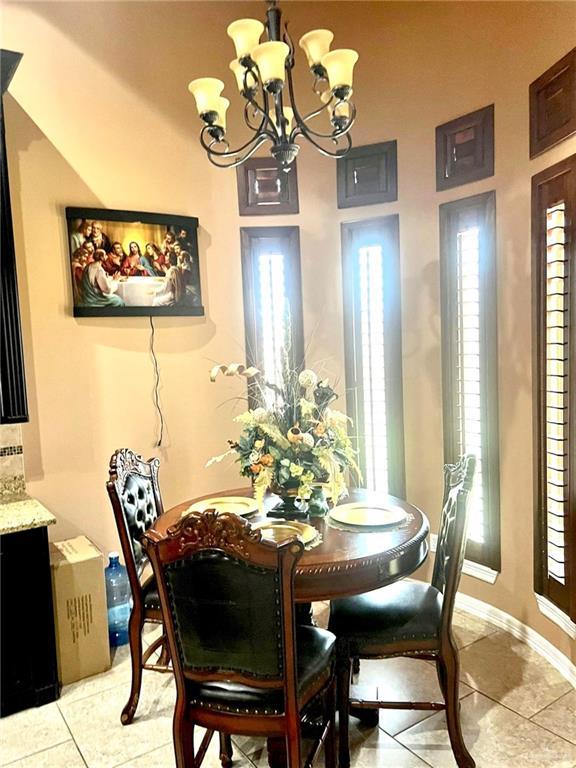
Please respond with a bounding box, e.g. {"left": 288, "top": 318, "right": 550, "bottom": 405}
{"left": 342, "top": 216, "right": 405, "bottom": 498}
{"left": 533, "top": 155, "right": 575, "bottom": 622}
{"left": 440, "top": 192, "right": 500, "bottom": 570}
{"left": 241, "top": 227, "right": 304, "bottom": 408}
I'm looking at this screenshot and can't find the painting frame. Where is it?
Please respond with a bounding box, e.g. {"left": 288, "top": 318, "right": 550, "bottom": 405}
{"left": 66, "top": 206, "right": 203, "bottom": 317}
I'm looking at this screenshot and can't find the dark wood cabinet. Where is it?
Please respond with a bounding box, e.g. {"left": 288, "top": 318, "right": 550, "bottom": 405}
{"left": 1, "top": 525, "right": 60, "bottom": 716}
{"left": 436, "top": 105, "right": 494, "bottom": 191}
{"left": 236, "top": 157, "right": 299, "bottom": 216}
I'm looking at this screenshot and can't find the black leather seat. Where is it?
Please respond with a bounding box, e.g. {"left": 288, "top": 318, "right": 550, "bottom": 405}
{"left": 329, "top": 582, "right": 442, "bottom": 654}
{"left": 328, "top": 455, "right": 477, "bottom": 768}
{"left": 188, "top": 626, "right": 335, "bottom": 715}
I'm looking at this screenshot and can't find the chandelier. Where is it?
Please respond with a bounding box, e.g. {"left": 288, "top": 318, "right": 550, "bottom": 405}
{"left": 188, "top": 0, "right": 359, "bottom": 170}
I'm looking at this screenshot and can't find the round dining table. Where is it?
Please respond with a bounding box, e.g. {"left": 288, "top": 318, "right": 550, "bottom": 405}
{"left": 154, "top": 485, "right": 430, "bottom": 602}
{"left": 153, "top": 486, "right": 429, "bottom": 768}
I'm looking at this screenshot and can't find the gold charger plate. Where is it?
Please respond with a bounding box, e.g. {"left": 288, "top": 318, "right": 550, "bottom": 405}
{"left": 329, "top": 502, "right": 407, "bottom": 527}
{"left": 254, "top": 520, "right": 318, "bottom": 545}
{"left": 183, "top": 496, "right": 257, "bottom": 517}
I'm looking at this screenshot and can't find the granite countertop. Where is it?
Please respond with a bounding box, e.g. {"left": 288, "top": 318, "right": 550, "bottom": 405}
{"left": 0, "top": 495, "right": 57, "bottom": 535}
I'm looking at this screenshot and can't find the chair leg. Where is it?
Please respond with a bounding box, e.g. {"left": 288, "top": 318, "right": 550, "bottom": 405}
{"left": 158, "top": 629, "right": 171, "bottom": 668}
{"left": 285, "top": 727, "right": 301, "bottom": 768}
{"left": 324, "top": 677, "right": 337, "bottom": 768}
{"left": 121, "top": 606, "right": 144, "bottom": 725}
{"left": 219, "top": 732, "right": 233, "bottom": 768}
{"left": 173, "top": 701, "right": 195, "bottom": 768}
{"left": 336, "top": 654, "right": 352, "bottom": 768}
{"left": 439, "top": 644, "right": 475, "bottom": 768}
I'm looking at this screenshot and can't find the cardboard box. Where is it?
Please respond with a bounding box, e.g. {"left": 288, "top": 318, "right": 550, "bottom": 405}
{"left": 50, "top": 536, "right": 111, "bottom": 685}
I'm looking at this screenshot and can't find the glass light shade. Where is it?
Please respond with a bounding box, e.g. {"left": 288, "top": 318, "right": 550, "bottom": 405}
{"left": 188, "top": 77, "right": 225, "bottom": 115}
{"left": 251, "top": 41, "right": 289, "bottom": 84}
{"left": 214, "top": 97, "right": 230, "bottom": 130}
{"left": 229, "top": 59, "right": 246, "bottom": 92}
{"left": 298, "top": 29, "right": 334, "bottom": 67}
{"left": 227, "top": 19, "right": 264, "bottom": 59}
{"left": 321, "top": 49, "right": 359, "bottom": 89}
{"left": 269, "top": 106, "right": 294, "bottom": 130}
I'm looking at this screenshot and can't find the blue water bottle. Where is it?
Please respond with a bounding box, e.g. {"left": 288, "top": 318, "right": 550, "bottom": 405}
{"left": 105, "top": 552, "right": 131, "bottom": 646}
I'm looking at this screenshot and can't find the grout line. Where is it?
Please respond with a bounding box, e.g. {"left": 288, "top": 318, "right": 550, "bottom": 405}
{"left": 1, "top": 738, "right": 72, "bottom": 767}
{"left": 529, "top": 689, "right": 571, "bottom": 720}
{"left": 112, "top": 740, "right": 173, "bottom": 767}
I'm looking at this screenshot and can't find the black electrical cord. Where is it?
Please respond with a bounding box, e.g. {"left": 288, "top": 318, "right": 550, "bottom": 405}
{"left": 149, "top": 315, "right": 164, "bottom": 447}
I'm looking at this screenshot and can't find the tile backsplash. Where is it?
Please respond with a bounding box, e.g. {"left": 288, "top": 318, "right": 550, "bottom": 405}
{"left": 0, "top": 424, "right": 26, "bottom": 502}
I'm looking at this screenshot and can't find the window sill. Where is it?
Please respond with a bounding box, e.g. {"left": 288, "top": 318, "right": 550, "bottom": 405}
{"left": 429, "top": 533, "right": 499, "bottom": 584}
{"left": 535, "top": 594, "right": 576, "bottom": 639}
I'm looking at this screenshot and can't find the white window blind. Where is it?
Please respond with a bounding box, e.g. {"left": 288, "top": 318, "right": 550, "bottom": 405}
{"left": 358, "top": 245, "right": 389, "bottom": 492}
{"left": 440, "top": 191, "right": 500, "bottom": 570}
{"left": 455, "top": 226, "right": 485, "bottom": 545}
{"left": 544, "top": 202, "right": 569, "bottom": 585}
{"left": 342, "top": 216, "right": 405, "bottom": 499}
{"left": 258, "top": 251, "right": 288, "bottom": 407}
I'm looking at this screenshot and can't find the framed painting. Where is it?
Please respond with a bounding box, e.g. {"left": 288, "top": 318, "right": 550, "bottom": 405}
{"left": 66, "top": 207, "right": 203, "bottom": 317}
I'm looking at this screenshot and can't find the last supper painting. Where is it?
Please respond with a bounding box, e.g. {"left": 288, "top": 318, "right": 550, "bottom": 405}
{"left": 66, "top": 207, "right": 203, "bottom": 316}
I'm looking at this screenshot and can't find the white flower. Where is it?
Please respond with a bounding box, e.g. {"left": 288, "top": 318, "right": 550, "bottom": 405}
{"left": 298, "top": 369, "right": 318, "bottom": 390}
{"left": 251, "top": 407, "right": 268, "bottom": 423}
{"left": 301, "top": 432, "right": 315, "bottom": 449}
{"left": 249, "top": 451, "right": 260, "bottom": 464}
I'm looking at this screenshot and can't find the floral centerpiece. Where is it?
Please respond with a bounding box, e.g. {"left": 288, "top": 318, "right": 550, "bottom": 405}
{"left": 209, "top": 366, "right": 360, "bottom": 515}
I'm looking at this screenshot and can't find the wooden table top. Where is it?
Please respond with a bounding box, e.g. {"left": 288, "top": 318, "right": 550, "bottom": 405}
{"left": 154, "top": 486, "right": 430, "bottom": 602}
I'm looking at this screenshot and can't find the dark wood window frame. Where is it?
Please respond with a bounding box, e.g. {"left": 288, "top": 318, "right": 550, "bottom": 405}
{"left": 341, "top": 215, "right": 406, "bottom": 498}
{"left": 240, "top": 226, "right": 304, "bottom": 409}
{"left": 532, "top": 155, "right": 576, "bottom": 622}
{"left": 440, "top": 191, "right": 501, "bottom": 571}
{"left": 337, "top": 141, "right": 398, "bottom": 209}
{"left": 530, "top": 48, "right": 576, "bottom": 160}
{"left": 236, "top": 157, "right": 299, "bottom": 216}
{"left": 1, "top": 49, "right": 28, "bottom": 424}
{"left": 436, "top": 105, "right": 494, "bottom": 192}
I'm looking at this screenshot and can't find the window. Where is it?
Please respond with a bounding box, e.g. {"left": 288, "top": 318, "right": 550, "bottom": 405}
{"left": 440, "top": 191, "right": 500, "bottom": 570}
{"left": 240, "top": 227, "right": 304, "bottom": 408}
{"left": 533, "top": 155, "right": 576, "bottom": 622}
{"left": 341, "top": 216, "right": 405, "bottom": 497}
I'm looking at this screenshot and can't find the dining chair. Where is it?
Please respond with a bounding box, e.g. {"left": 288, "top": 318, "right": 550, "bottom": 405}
{"left": 106, "top": 448, "right": 173, "bottom": 725}
{"left": 328, "top": 454, "right": 477, "bottom": 768}
{"left": 143, "top": 509, "right": 337, "bottom": 768}
{"left": 107, "top": 449, "right": 233, "bottom": 767}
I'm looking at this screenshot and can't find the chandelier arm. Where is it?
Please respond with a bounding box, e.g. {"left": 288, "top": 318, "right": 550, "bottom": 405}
{"left": 200, "top": 125, "right": 274, "bottom": 159}
{"left": 296, "top": 129, "right": 353, "bottom": 159}
{"left": 205, "top": 135, "right": 272, "bottom": 169}
{"left": 291, "top": 108, "right": 356, "bottom": 142}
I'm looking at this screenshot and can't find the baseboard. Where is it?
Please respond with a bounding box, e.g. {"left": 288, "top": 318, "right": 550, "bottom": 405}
{"left": 454, "top": 590, "right": 576, "bottom": 687}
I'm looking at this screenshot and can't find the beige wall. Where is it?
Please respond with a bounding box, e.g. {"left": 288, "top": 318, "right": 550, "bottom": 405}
{"left": 2, "top": 1, "right": 575, "bottom": 661}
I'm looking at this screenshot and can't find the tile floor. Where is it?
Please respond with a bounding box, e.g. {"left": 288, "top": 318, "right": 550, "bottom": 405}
{"left": 1, "top": 605, "right": 575, "bottom": 768}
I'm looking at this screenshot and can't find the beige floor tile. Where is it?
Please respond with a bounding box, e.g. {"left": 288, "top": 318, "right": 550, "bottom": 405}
{"left": 236, "top": 719, "right": 430, "bottom": 768}
{"left": 59, "top": 645, "right": 133, "bottom": 706}
{"left": 115, "top": 731, "right": 254, "bottom": 768}
{"left": 459, "top": 631, "right": 572, "bottom": 717}
{"left": 313, "top": 601, "right": 330, "bottom": 630}
{"left": 354, "top": 658, "right": 473, "bottom": 736}
{"left": 531, "top": 689, "right": 576, "bottom": 746}
{"left": 396, "top": 691, "right": 576, "bottom": 768}
{"left": 451, "top": 609, "right": 498, "bottom": 649}
{"left": 0, "top": 702, "right": 70, "bottom": 766}
{"left": 58, "top": 672, "right": 176, "bottom": 768}
{"left": 3, "top": 740, "right": 86, "bottom": 768}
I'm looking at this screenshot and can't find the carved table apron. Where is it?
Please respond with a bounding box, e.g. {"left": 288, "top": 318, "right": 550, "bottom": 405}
{"left": 154, "top": 487, "right": 430, "bottom": 767}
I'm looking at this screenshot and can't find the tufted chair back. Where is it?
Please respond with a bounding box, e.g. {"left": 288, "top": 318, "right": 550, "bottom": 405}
{"left": 107, "top": 449, "right": 164, "bottom": 590}
{"left": 431, "top": 455, "right": 476, "bottom": 634}
{"left": 144, "top": 510, "right": 304, "bottom": 711}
